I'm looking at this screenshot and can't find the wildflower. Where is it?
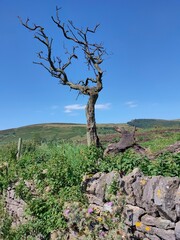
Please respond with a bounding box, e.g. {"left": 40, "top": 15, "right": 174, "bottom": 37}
{"left": 103, "top": 202, "right": 113, "bottom": 212}
{"left": 99, "top": 231, "right": 106, "bottom": 238}
{"left": 145, "top": 226, "right": 151, "bottom": 231}
{"left": 140, "top": 179, "right": 147, "bottom": 186}
{"left": 105, "top": 201, "right": 112, "bottom": 206}
{"left": 87, "top": 208, "right": 94, "bottom": 214}
{"left": 64, "top": 209, "right": 70, "bottom": 216}
{"left": 157, "top": 189, "right": 162, "bottom": 197}
{"left": 97, "top": 216, "right": 103, "bottom": 222}
{"left": 135, "top": 221, "right": 142, "bottom": 228}
{"left": 94, "top": 207, "right": 101, "bottom": 214}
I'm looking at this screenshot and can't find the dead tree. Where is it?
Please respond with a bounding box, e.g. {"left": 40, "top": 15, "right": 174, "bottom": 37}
{"left": 104, "top": 127, "right": 137, "bottom": 155}
{"left": 103, "top": 127, "right": 147, "bottom": 157}
{"left": 19, "top": 7, "right": 106, "bottom": 147}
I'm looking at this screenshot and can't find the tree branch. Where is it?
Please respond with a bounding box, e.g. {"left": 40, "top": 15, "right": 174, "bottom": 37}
{"left": 19, "top": 6, "right": 105, "bottom": 96}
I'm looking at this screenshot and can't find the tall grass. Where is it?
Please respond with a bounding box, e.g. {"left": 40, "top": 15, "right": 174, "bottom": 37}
{"left": 0, "top": 139, "right": 179, "bottom": 239}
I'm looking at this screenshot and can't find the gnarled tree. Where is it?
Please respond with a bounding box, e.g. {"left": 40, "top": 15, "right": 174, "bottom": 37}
{"left": 19, "top": 7, "right": 106, "bottom": 146}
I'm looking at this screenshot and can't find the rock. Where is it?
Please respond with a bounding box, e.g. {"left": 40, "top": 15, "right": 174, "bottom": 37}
{"left": 86, "top": 194, "right": 104, "bottom": 206}
{"left": 95, "top": 172, "right": 113, "bottom": 200}
{"left": 134, "top": 230, "right": 145, "bottom": 239}
{"left": 5, "top": 186, "right": 27, "bottom": 227}
{"left": 141, "top": 214, "right": 175, "bottom": 229}
{"left": 124, "top": 204, "right": 145, "bottom": 226}
{"left": 123, "top": 168, "right": 143, "bottom": 195}
{"left": 50, "top": 230, "right": 58, "bottom": 240}
{"left": 141, "top": 176, "right": 161, "bottom": 216}
{"left": 80, "top": 169, "right": 180, "bottom": 240}
{"left": 175, "top": 186, "right": 180, "bottom": 218}
{"left": 175, "top": 221, "right": 180, "bottom": 240}
{"left": 154, "top": 177, "right": 180, "bottom": 222}
{"left": 123, "top": 168, "right": 143, "bottom": 205}
{"left": 145, "top": 233, "right": 161, "bottom": 240}
{"left": 85, "top": 171, "right": 121, "bottom": 205}
{"left": 85, "top": 172, "right": 104, "bottom": 195}
{"left": 151, "top": 227, "right": 175, "bottom": 240}
{"left": 131, "top": 176, "right": 148, "bottom": 206}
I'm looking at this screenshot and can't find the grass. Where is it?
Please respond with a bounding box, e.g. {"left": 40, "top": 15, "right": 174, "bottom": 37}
{"left": 0, "top": 123, "right": 124, "bottom": 145}
{"left": 0, "top": 126, "right": 180, "bottom": 239}
{"left": 0, "top": 123, "right": 87, "bottom": 145}
{"left": 127, "top": 118, "right": 180, "bottom": 128}
{"left": 137, "top": 128, "right": 180, "bottom": 152}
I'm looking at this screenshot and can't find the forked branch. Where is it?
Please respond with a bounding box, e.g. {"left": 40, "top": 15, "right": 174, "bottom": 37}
{"left": 18, "top": 8, "right": 105, "bottom": 96}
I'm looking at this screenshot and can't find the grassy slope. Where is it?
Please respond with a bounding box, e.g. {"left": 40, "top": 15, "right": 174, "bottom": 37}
{"left": 0, "top": 122, "right": 180, "bottom": 239}
{"left": 127, "top": 119, "right": 180, "bottom": 128}
{"left": 0, "top": 123, "right": 86, "bottom": 145}
{"left": 0, "top": 119, "right": 180, "bottom": 147}
{"left": 0, "top": 123, "right": 125, "bottom": 145}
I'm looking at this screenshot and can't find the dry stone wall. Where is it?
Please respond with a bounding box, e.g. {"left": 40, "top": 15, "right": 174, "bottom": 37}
{"left": 6, "top": 185, "right": 27, "bottom": 228}
{"left": 83, "top": 168, "right": 180, "bottom": 240}
{"left": 5, "top": 168, "right": 180, "bottom": 239}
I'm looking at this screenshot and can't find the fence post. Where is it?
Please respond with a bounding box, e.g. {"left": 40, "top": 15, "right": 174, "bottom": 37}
{"left": 17, "top": 138, "right": 22, "bottom": 160}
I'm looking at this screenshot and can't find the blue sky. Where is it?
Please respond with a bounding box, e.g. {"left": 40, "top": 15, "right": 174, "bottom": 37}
{"left": 1, "top": 0, "right": 180, "bottom": 130}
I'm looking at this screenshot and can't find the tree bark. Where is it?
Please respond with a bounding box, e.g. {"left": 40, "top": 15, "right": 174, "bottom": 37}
{"left": 19, "top": 9, "right": 105, "bottom": 147}
{"left": 103, "top": 127, "right": 147, "bottom": 156}
{"left": 86, "top": 94, "right": 100, "bottom": 146}
{"left": 104, "top": 127, "right": 136, "bottom": 155}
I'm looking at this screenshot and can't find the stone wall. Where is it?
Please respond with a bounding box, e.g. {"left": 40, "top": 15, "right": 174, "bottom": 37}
{"left": 6, "top": 185, "right": 27, "bottom": 228}
{"left": 5, "top": 168, "right": 180, "bottom": 239}
{"left": 83, "top": 168, "right": 180, "bottom": 240}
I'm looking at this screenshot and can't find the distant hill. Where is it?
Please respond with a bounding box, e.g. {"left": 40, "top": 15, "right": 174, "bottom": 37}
{"left": 0, "top": 123, "right": 120, "bottom": 145}
{"left": 0, "top": 123, "right": 86, "bottom": 145}
{"left": 127, "top": 119, "right": 180, "bottom": 129}
{"left": 1, "top": 120, "right": 179, "bottom": 145}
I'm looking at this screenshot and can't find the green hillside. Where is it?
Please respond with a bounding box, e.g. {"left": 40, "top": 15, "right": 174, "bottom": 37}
{"left": 0, "top": 119, "right": 180, "bottom": 145}
{"left": 127, "top": 119, "right": 180, "bottom": 129}
{"left": 0, "top": 123, "right": 120, "bottom": 145}
{"left": 0, "top": 123, "right": 85, "bottom": 145}
{"left": 0, "top": 121, "right": 180, "bottom": 239}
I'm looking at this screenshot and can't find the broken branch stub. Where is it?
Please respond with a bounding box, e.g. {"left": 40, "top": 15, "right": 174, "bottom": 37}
{"left": 104, "top": 127, "right": 137, "bottom": 155}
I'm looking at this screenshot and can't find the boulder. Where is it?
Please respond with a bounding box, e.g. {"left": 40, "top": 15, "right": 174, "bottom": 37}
{"left": 124, "top": 204, "right": 145, "bottom": 226}
{"left": 175, "top": 221, "right": 180, "bottom": 240}
{"left": 154, "top": 177, "right": 180, "bottom": 221}
{"left": 141, "top": 214, "right": 175, "bottom": 229}
{"left": 141, "top": 176, "right": 161, "bottom": 216}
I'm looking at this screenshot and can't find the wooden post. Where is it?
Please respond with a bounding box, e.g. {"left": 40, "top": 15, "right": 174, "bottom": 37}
{"left": 17, "top": 138, "right": 22, "bottom": 160}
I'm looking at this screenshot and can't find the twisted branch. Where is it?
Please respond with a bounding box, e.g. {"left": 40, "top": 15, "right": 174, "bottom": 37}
{"left": 18, "top": 6, "right": 105, "bottom": 96}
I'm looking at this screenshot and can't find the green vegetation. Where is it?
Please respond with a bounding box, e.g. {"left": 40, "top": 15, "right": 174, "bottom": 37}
{"left": 127, "top": 118, "right": 180, "bottom": 128}
{"left": 0, "top": 123, "right": 87, "bottom": 145}
{"left": 0, "top": 123, "right": 120, "bottom": 145}
{"left": 0, "top": 125, "right": 180, "bottom": 239}
{"left": 137, "top": 129, "right": 180, "bottom": 152}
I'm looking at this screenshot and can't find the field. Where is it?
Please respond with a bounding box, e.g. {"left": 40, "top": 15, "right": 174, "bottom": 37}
{"left": 0, "top": 123, "right": 122, "bottom": 145}
{"left": 0, "top": 119, "right": 180, "bottom": 146}
{"left": 0, "top": 121, "right": 180, "bottom": 239}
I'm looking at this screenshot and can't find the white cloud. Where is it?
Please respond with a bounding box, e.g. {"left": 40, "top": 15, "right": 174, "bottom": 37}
{"left": 64, "top": 103, "right": 111, "bottom": 113}
{"left": 95, "top": 103, "right": 111, "bottom": 110}
{"left": 125, "top": 101, "right": 138, "bottom": 108}
{"left": 64, "top": 104, "right": 85, "bottom": 113}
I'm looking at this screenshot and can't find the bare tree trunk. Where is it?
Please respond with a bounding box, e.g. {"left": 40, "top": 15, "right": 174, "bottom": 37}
{"left": 86, "top": 94, "right": 100, "bottom": 147}
{"left": 19, "top": 9, "right": 105, "bottom": 148}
